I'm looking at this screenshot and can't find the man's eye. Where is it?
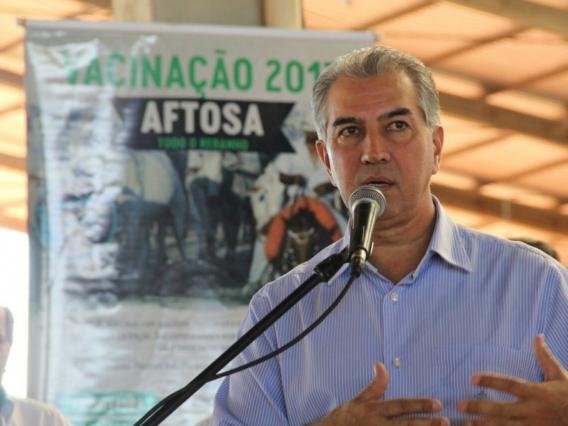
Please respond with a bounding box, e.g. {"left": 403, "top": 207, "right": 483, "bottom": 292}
{"left": 339, "top": 126, "right": 360, "bottom": 137}
{"left": 387, "top": 121, "right": 408, "bottom": 131}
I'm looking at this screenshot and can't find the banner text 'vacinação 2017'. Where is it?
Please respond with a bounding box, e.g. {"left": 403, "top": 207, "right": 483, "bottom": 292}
{"left": 62, "top": 48, "right": 332, "bottom": 97}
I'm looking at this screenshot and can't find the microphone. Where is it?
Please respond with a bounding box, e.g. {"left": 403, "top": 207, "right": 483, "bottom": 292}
{"left": 348, "top": 185, "right": 387, "bottom": 275}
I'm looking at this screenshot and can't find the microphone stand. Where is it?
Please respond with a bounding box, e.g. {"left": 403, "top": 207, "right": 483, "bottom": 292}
{"left": 135, "top": 247, "right": 349, "bottom": 425}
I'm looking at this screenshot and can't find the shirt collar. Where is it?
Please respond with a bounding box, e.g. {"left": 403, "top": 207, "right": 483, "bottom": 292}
{"left": 336, "top": 196, "right": 472, "bottom": 281}
{"left": 426, "top": 196, "right": 472, "bottom": 273}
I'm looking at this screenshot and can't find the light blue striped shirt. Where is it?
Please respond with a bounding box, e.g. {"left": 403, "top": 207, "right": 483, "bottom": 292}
{"left": 212, "top": 198, "right": 568, "bottom": 425}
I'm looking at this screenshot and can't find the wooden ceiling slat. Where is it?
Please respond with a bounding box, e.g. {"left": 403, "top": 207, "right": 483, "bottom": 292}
{"left": 447, "top": 0, "right": 568, "bottom": 37}
{"left": 351, "top": 0, "right": 436, "bottom": 31}
{"left": 516, "top": 163, "right": 568, "bottom": 200}
{"left": 0, "top": 37, "right": 23, "bottom": 54}
{"left": 484, "top": 62, "right": 568, "bottom": 96}
{"left": 0, "top": 153, "right": 26, "bottom": 171}
{"left": 432, "top": 182, "right": 568, "bottom": 233}
{"left": 0, "top": 68, "right": 22, "bottom": 88}
{"left": 0, "top": 215, "right": 26, "bottom": 232}
{"left": 0, "top": 103, "right": 22, "bottom": 115}
{"left": 443, "top": 131, "right": 513, "bottom": 158}
{"left": 492, "top": 158, "right": 568, "bottom": 182}
{"left": 426, "top": 26, "right": 527, "bottom": 66}
{"left": 440, "top": 91, "right": 568, "bottom": 146}
{"left": 82, "top": 0, "right": 111, "bottom": 8}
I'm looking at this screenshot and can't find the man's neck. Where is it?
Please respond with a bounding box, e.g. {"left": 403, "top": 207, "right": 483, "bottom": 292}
{"left": 368, "top": 198, "right": 437, "bottom": 283}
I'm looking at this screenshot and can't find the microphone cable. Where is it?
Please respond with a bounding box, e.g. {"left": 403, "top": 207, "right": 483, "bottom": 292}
{"left": 213, "top": 270, "right": 359, "bottom": 379}
{"left": 137, "top": 269, "right": 360, "bottom": 424}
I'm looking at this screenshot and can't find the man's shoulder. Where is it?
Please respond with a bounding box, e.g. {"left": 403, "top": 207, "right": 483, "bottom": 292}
{"left": 456, "top": 223, "right": 563, "bottom": 272}
{"left": 10, "top": 396, "right": 70, "bottom": 425}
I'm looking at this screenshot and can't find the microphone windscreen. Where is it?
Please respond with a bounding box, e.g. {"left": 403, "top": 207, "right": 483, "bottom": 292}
{"left": 348, "top": 185, "right": 387, "bottom": 218}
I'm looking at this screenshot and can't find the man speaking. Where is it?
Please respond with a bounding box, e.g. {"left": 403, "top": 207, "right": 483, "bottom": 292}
{"left": 211, "top": 46, "right": 568, "bottom": 425}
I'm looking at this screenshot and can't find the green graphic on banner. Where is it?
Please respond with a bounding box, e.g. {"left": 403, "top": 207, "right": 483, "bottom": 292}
{"left": 58, "top": 391, "right": 160, "bottom": 425}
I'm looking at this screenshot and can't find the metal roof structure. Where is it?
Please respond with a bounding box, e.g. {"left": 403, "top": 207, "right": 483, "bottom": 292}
{"left": 1, "top": 0, "right": 567, "bottom": 261}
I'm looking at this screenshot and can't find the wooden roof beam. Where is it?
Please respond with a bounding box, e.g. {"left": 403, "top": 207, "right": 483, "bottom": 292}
{"left": 0, "top": 68, "right": 22, "bottom": 88}
{"left": 483, "top": 63, "right": 568, "bottom": 96}
{"left": 447, "top": 0, "right": 568, "bottom": 37}
{"left": 81, "top": 0, "right": 111, "bottom": 8}
{"left": 0, "top": 103, "right": 22, "bottom": 115}
{"left": 0, "top": 214, "right": 26, "bottom": 233}
{"left": 432, "top": 182, "right": 568, "bottom": 233}
{"left": 352, "top": 0, "right": 436, "bottom": 31}
{"left": 439, "top": 91, "right": 568, "bottom": 146}
{"left": 426, "top": 26, "right": 526, "bottom": 66}
{"left": 0, "top": 153, "right": 26, "bottom": 171}
{"left": 489, "top": 158, "right": 568, "bottom": 183}
{"left": 442, "top": 131, "right": 513, "bottom": 159}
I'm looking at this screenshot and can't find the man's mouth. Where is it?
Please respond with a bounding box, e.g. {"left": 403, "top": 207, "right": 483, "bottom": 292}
{"left": 363, "top": 177, "right": 394, "bottom": 190}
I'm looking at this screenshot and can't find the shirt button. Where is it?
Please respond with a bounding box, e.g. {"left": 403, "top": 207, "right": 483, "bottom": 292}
{"left": 393, "top": 357, "right": 402, "bottom": 368}
{"left": 390, "top": 292, "right": 399, "bottom": 302}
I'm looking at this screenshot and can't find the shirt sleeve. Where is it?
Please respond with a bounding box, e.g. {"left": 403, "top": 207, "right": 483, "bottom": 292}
{"left": 211, "top": 291, "right": 289, "bottom": 426}
{"left": 539, "top": 261, "right": 568, "bottom": 370}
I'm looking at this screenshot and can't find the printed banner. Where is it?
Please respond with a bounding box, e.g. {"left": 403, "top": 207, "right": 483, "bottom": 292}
{"left": 25, "top": 20, "right": 373, "bottom": 425}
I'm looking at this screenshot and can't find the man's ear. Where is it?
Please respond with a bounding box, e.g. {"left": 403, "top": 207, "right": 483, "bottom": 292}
{"left": 432, "top": 125, "right": 444, "bottom": 175}
{"left": 315, "top": 139, "right": 337, "bottom": 187}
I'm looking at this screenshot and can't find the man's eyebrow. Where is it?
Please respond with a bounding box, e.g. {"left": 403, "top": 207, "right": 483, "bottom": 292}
{"left": 331, "top": 117, "right": 360, "bottom": 128}
{"left": 331, "top": 108, "right": 412, "bottom": 128}
{"left": 379, "top": 107, "right": 412, "bottom": 120}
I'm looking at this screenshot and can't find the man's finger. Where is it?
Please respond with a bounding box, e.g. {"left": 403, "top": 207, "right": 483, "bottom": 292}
{"left": 466, "top": 420, "right": 524, "bottom": 426}
{"left": 458, "top": 399, "right": 532, "bottom": 418}
{"left": 534, "top": 334, "right": 566, "bottom": 381}
{"left": 392, "top": 417, "right": 449, "bottom": 426}
{"left": 356, "top": 362, "right": 388, "bottom": 403}
{"left": 380, "top": 398, "right": 442, "bottom": 417}
{"left": 471, "top": 373, "right": 534, "bottom": 398}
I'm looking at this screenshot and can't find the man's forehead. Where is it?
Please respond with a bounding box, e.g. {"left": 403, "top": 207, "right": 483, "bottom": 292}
{"left": 325, "top": 72, "right": 425, "bottom": 126}
{"left": 329, "top": 72, "right": 416, "bottom": 104}
{"left": 331, "top": 70, "right": 411, "bottom": 90}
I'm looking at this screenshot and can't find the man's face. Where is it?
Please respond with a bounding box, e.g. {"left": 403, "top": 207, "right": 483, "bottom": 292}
{"left": 0, "top": 309, "right": 11, "bottom": 384}
{"left": 315, "top": 71, "right": 443, "bottom": 222}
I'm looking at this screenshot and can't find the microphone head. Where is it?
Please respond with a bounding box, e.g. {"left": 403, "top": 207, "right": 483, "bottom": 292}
{"left": 348, "top": 184, "right": 387, "bottom": 218}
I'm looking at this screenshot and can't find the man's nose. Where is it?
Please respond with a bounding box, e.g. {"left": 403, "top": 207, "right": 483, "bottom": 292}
{"left": 360, "top": 133, "right": 390, "bottom": 164}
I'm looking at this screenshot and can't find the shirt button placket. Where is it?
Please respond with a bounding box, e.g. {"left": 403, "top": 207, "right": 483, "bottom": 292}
{"left": 383, "top": 287, "right": 404, "bottom": 387}
{"left": 387, "top": 292, "right": 401, "bottom": 370}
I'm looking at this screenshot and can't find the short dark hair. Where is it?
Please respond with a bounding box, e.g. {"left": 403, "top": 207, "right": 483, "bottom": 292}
{"left": 2, "top": 306, "right": 13, "bottom": 344}
{"left": 312, "top": 45, "right": 441, "bottom": 139}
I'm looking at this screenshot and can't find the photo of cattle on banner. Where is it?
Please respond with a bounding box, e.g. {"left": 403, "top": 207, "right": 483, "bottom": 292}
{"left": 30, "top": 101, "right": 348, "bottom": 305}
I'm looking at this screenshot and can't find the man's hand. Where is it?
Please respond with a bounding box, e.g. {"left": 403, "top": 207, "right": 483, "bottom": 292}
{"left": 314, "top": 362, "right": 449, "bottom": 425}
{"left": 458, "top": 334, "right": 568, "bottom": 425}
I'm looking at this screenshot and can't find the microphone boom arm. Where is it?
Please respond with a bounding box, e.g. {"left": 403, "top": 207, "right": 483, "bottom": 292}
{"left": 134, "top": 247, "right": 349, "bottom": 426}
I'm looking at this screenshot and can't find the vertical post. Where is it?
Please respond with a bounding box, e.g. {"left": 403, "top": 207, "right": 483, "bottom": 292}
{"left": 263, "top": 0, "right": 303, "bottom": 28}
{"left": 112, "top": 0, "right": 303, "bottom": 28}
